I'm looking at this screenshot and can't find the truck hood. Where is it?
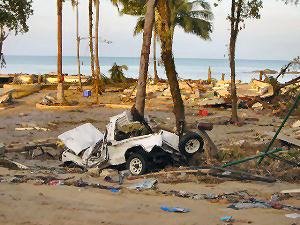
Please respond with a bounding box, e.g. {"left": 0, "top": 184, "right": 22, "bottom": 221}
{"left": 161, "top": 130, "right": 179, "bottom": 150}
{"left": 58, "top": 123, "right": 104, "bottom": 155}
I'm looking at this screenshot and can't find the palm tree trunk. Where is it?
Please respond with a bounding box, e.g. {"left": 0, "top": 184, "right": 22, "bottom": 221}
{"left": 135, "top": 0, "right": 157, "bottom": 117}
{"left": 57, "top": 0, "right": 65, "bottom": 104}
{"left": 158, "top": 0, "right": 185, "bottom": 137}
{"left": 153, "top": 28, "right": 159, "bottom": 84}
{"left": 88, "top": 0, "right": 95, "bottom": 88}
{"left": 94, "top": 0, "right": 104, "bottom": 102}
{"left": 76, "top": 1, "right": 82, "bottom": 90}
{"left": 162, "top": 49, "right": 185, "bottom": 136}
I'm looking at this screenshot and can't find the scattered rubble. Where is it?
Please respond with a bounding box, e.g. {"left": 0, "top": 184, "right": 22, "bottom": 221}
{"left": 41, "top": 95, "right": 57, "bottom": 105}
{"left": 285, "top": 213, "right": 300, "bottom": 219}
{"left": 160, "top": 206, "right": 190, "bottom": 213}
{"left": 292, "top": 120, "right": 300, "bottom": 128}
{"left": 127, "top": 178, "right": 157, "bottom": 191}
{"left": 265, "top": 131, "right": 300, "bottom": 147}
{"left": 0, "top": 158, "right": 29, "bottom": 170}
{"left": 252, "top": 102, "right": 263, "bottom": 111}
{"left": 0, "top": 91, "right": 13, "bottom": 105}
{"left": 15, "top": 127, "right": 50, "bottom": 131}
{"left": 0, "top": 143, "right": 4, "bottom": 157}
{"left": 119, "top": 79, "right": 275, "bottom": 108}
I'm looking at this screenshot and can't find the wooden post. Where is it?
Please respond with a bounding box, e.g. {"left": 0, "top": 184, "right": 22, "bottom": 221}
{"left": 221, "top": 73, "right": 225, "bottom": 81}
{"left": 259, "top": 71, "right": 263, "bottom": 81}
{"left": 208, "top": 66, "right": 212, "bottom": 83}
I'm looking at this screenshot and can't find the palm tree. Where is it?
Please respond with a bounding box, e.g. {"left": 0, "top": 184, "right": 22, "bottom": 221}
{"left": 57, "top": 0, "right": 65, "bottom": 104}
{"left": 110, "top": 0, "right": 155, "bottom": 116}
{"left": 133, "top": 0, "right": 213, "bottom": 43}
{"left": 134, "top": 11, "right": 159, "bottom": 84}
{"left": 127, "top": 0, "right": 213, "bottom": 135}
{"left": 88, "top": 0, "right": 95, "bottom": 91}
{"left": 71, "top": 0, "right": 82, "bottom": 90}
{"left": 94, "top": 0, "right": 105, "bottom": 102}
{"left": 134, "top": 0, "right": 157, "bottom": 116}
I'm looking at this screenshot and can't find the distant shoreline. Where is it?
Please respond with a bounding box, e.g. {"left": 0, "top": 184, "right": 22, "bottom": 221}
{"left": 1, "top": 56, "right": 298, "bottom": 83}
{"left": 3, "top": 55, "right": 293, "bottom": 62}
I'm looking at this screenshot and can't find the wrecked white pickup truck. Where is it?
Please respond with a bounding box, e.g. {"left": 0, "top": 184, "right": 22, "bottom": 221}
{"left": 59, "top": 111, "right": 205, "bottom": 175}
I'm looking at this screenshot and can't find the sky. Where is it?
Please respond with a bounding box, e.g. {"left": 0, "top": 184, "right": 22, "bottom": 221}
{"left": 3, "top": 0, "right": 300, "bottom": 60}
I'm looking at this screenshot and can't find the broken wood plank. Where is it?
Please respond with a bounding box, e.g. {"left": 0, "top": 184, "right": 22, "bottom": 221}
{"left": 5, "top": 142, "right": 57, "bottom": 153}
{"left": 137, "top": 167, "right": 275, "bottom": 183}
{"left": 265, "top": 131, "right": 300, "bottom": 147}
{"left": 0, "top": 159, "right": 29, "bottom": 170}
{"left": 280, "top": 189, "right": 300, "bottom": 194}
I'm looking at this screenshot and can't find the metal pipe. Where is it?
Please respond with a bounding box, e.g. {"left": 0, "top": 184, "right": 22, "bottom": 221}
{"left": 222, "top": 148, "right": 284, "bottom": 168}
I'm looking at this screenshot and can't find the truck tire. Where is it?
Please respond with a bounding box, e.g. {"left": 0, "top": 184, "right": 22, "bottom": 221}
{"left": 179, "top": 132, "right": 204, "bottom": 158}
{"left": 126, "top": 153, "right": 147, "bottom": 175}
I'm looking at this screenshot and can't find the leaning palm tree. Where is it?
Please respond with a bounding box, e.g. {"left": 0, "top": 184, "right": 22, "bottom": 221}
{"left": 133, "top": 0, "right": 213, "bottom": 46}
{"left": 134, "top": 11, "right": 160, "bottom": 84}
{"left": 117, "top": 0, "right": 213, "bottom": 135}
{"left": 111, "top": 0, "right": 155, "bottom": 116}
{"left": 157, "top": 0, "right": 212, "bottom": 135}
{"left": 134, "top": 0, "right": 156, "bottom": 116}
{"left": 57, "top": 0, "right": 65, "bottom": 104}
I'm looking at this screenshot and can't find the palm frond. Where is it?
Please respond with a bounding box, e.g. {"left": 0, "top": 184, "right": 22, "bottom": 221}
{"left": 70, "top": 0, "right": 77, "bottom": 8}
{"left": 112, "top": 0, "right": 147, "bottom": 16}
{"left": 121, "top": 65, "right": 129, "bottom": 70}
{"left": 133, "top": 16, "right": 145, "bottom": 36}
{"left": 176, "top": 16, "right": 212, "bottom": 40}
{"left": 189, "top": 10, "right": 214, "bottom": 20}
{"left": 189, "top": 0, "right": 211, "bottom": 10}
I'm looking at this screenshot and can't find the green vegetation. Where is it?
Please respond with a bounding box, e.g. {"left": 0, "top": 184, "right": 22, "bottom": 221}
{"left": 0, "top": 0, "right": 33, "bottom": 67}
{"left": 108, "top": 63, "right": 128, "bottom": 83}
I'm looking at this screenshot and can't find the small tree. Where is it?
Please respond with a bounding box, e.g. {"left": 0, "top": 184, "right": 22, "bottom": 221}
{"left": 221, "top": 0, "right": 262, "bottom": 123}
{"left": 0, "top": 0, "right": 33, "bottom": 67}
{"left": 108, "top": 63, "right": 128, "bottom": 82}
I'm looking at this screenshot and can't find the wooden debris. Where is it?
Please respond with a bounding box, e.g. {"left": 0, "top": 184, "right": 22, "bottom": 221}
{"left": 0, "top": 159, "right": 29, "bottom": 170}
{"left": 280, "top": 189, "right": 300, "bottom": 194}
{"left": 265, "top": 131, "right": 300, "bottom": 147}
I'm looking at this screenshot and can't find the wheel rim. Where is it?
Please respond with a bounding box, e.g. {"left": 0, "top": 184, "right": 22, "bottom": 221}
{"left": 130, "top": 158, "right": 143, "bottom": 175}
{"left": 185, "top": 139, "right": 200, "bottom": 154}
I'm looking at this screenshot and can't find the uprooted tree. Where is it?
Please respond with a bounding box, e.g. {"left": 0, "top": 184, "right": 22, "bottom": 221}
{"left": 0, "top": 0, "right": 33, "bottom": 68}
{"left": 267, "top": 56, "right": 300, "bottom": 96}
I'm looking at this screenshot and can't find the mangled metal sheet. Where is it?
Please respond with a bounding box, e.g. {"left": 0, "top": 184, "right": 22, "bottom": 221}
{"left": 127, "top": 178, "right": 158, "bottom": 190}
{"left": 58, "top": 123, "right": 103, "bottom": 155}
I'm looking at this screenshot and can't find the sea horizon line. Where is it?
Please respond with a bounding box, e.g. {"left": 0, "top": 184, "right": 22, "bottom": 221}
{"left": 4, "top": 55, "right": 292, "bottom": 62}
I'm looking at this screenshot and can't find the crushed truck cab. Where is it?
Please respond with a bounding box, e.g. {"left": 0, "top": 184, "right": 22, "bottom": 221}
{"left": 59, "top": 111, "right": 204, "bottom": 175}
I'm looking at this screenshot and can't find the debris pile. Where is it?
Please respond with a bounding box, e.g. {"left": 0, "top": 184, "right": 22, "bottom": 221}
{"left": 120, "top": 79, "right": 275, "bottom": 108}
{"left": 0, "top": 91, "right": 13, "bottom": 105}
{"left": 40, "top": 95, "right": 57, "bottom": 106}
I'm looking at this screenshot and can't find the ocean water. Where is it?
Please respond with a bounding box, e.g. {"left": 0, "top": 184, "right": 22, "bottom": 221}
{"left": 0, "top": 55, "right": 298, "bottom": 83}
